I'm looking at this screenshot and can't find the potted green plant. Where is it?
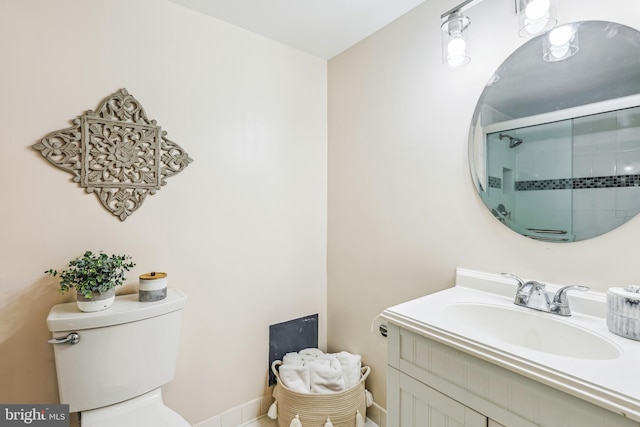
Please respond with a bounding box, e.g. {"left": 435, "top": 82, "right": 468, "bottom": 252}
{"left": 46, "top": 251, "right": 136, "bottom": 312}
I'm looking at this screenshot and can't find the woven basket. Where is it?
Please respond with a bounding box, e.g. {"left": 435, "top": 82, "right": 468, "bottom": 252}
{"left": 271, "top": 360, "right": 370, "bottom": 427}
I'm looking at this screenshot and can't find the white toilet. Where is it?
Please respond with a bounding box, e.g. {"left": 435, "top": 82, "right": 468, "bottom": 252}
{"left": 46, "top": 289, "right": 190, "bottom": 426}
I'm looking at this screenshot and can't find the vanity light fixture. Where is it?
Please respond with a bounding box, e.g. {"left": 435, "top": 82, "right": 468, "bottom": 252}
{"left": 543, "top": 24, "right": 579, "bottom": 62}
{"left": 515, "top": 0, "right": 557, "bottom": 37}
{"left": 440, "top": 0, "right": 485, "bottom": 69}
{"left": 441, "top": 10, "right": 471, "bottom": 68}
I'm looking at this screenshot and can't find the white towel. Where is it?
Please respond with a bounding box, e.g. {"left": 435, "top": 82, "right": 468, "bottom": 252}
{"left": 308, "top": 357, "right": 345, "bottom": 393}
{"left": 283, "top": 352, "right": 304, "bottom": 366}
{"left": 299, "top": 348, "right": 324, "bottom": 363}
{"left": 336, "top": 351, "right": 362, "bottom": 388}
{"left": 279, "top": 363, "right": 310, "bottom": 393}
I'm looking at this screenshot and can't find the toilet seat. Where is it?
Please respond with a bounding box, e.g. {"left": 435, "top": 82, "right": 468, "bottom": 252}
{"left": 80, "top": 388, "right": 190, "bottom": 427}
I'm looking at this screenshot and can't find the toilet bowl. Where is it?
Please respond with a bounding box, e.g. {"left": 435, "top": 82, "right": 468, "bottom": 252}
{"left": 47, "top": 289, "right": 190, "bottom": 426}
{"left": 80, "top": 388, "right": 188, "bottom": 427}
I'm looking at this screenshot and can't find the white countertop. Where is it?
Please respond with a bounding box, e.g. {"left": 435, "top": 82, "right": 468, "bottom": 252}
{"left": 381, "top": 268, "right": 640, "bottom": 422}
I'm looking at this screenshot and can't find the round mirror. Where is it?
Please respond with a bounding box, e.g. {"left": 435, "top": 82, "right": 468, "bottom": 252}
{"left": 469, "top": 21, "right": 640, "bottom": 242}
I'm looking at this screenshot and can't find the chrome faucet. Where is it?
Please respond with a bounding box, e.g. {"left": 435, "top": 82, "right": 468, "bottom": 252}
{"left": 501, "top": 273, "right": 589, "bottom": 316}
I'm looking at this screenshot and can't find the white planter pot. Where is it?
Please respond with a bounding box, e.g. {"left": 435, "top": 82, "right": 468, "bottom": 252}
{"left": 76, "top": 288, "right": 116, "bottom": 312}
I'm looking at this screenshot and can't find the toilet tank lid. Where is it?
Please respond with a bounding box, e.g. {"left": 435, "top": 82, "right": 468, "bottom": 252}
{"left": 46, "top": 289, "right": 188, "bottom": 332}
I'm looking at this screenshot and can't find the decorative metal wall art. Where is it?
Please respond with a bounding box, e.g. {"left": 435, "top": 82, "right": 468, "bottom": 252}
{"left": 33, "top": 89, "right": 193, "bottom": 221}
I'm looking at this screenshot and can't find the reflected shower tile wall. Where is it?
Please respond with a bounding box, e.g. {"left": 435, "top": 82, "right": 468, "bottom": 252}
{"left": 514, "top": 127, "right": 571, "bottom": 181}
{"left": 572, "top": 209, "right": 594, "bottom": 241}
{"left": 592, "top": 151, "right": 617, "bottom": 176}
{"left": 572, "top": 189, "right": 593, "bottom": 212}
{"left": 592, "top": 211, "right": 625, "bottom": 235}
{"left": 616, "top": 147, "right": 640, "bottom": 175}
{"left": 488, "top": 176, "right": 501, "bottom": 188}
{"left": 573, "top": 153, "right": 593, "bottom": 177}
{"left": 593, "top": 188, "right": 616, "bottom": 212}
{"left": 572, "top": 187, "right": 640, "bottom": 241}
{"left": 616, "top": 187, "right": 640, "bottom": 219}
{"left": 515, "top": 189, "right": 572, "bottom": 232}
{"left": 617, "top": 127, "right": 640, "bottom": 148}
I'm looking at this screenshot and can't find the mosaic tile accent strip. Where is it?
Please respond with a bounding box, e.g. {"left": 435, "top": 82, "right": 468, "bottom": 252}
{"left": 515, "top": 178, "right": 572, "bottom": 191}
{"left": 574, "top": 174, "right": 640, "bottom": 188}
{"left": 516, "top": 174, "right": 640, "bottom": 191}
{"left": 488, "top": 176, "right": 502, "bottom": 189}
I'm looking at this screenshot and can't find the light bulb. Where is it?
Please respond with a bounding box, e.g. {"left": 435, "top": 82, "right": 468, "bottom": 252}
{"left": 543, "top": 24, "right": 578, "bottom": 62}
{"left": 549, "top": 25, "right": 573, "bottom": 46}
{"left": 447, "top": 55, "right": 466, "bottom": 68}
{"left": 550, "top": 44, "right": 570, "bottom": 59}
{"left": 447, "top": 37, "right": 467, "bottom": 67}
{"left": 525, "top": 0, "right": 550, "bottom": 20}
{"left": 447, "top": 37, "right": 466, "bottom": 56}
{"left": 523, "top": 14, "right": 549, "bottom": 35}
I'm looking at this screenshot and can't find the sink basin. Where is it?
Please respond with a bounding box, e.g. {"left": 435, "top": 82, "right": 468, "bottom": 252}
{"left": 441, "top": 303, "right": 621, "bottom": 360}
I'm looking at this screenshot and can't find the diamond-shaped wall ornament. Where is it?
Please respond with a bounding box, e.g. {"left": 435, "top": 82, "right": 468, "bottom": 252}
{"left": 33, "top": 89, "right": 193, "bottom": 220}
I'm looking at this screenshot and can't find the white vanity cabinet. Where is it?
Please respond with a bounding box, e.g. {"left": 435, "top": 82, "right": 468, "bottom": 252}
{"left": 387, "top": 365, "right": 486, "bottom": 427}
{"left": 385, "top": 322, "right": 639, "bottom": 427}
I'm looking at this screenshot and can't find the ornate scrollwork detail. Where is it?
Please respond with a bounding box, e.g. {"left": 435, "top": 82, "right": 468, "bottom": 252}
{"left": 33, "top": 89, "right": 193, "bottom": 220}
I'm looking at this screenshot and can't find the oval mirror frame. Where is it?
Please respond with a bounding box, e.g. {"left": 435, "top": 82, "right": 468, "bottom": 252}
{"left": 469, "top": 21, "right": 640, "bottom": 242}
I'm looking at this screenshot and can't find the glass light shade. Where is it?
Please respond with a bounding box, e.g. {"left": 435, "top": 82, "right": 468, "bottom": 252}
{"left": 543, "top": 24, "right": 579, "bottom": 62}
{"left": 516, "top": 0, "right": 557, "bottom": 37}
{"left": 441, "top": 13, "right": 471, "bottom": 68}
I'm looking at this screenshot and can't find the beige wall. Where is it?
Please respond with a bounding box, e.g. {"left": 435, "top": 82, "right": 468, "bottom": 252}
{"left": 328, "top": 0, "right": 640, "bottom": 409}
{"left": 0, "top": 0, "right": 327, "bottom": 424}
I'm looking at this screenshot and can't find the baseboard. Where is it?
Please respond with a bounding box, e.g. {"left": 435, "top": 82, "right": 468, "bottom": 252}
{"left": 192, "top": 395, "right": 273, "bottom": 427}
{"left": 365, "top": 402, "right": 387, "bottom": 427}
{"left": 192, "top": 396, "right": 386, "bottom": 427}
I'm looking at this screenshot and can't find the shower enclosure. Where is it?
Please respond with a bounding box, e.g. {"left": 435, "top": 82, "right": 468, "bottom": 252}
{"left": 483, "top": 105, "right": 640, "bottom": 241}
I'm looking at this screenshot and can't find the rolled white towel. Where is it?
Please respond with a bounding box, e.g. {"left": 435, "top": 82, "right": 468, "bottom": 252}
{"left": 336, "top": 351, "right": 362, "bottom": 389}
{"left": 309, "top": 357, "right": 345, "bottom": 393}
{"left": 299, "top": 348, "right": 324, "bottom": 363}
{"left": 279, "top": 363, "right": 310, "bottom": 393}
{"left": 283, "top": 352, "right": 304, "bottom": 366}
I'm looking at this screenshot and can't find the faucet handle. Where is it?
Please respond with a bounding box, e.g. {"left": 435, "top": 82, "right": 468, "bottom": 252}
{"left": 551, "top": 285, "right": 589, "bottom": 316}
{"left": 552, "top": 285, "right": 590, "bottom": 305}
{"left": 503, "top": 273, "right": 547, "bottom": 307}
{"left": 501, "top": 273, "right": 526, "bottom": 290}
{"left": 502, "top": 273, "right": 544, "bottom": 295}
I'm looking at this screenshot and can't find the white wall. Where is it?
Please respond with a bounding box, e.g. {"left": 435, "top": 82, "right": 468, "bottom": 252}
{"left": 327, "top": 0, "right": 640, "bottom": 409}
{"left": 0, "top": 0, "right": 327, "bottom": 424}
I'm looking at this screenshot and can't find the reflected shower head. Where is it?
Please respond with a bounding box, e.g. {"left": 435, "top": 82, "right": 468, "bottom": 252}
{"left": 499, "top": 133, "right": 523, "bottom": 148}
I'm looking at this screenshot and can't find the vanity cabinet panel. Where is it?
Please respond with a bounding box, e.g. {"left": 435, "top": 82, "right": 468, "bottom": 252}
{"left": 387, "top": 324, "right": 639, "bottom": 427}
{"left": 388, "top": 367, "right": 486, "bottom": 427}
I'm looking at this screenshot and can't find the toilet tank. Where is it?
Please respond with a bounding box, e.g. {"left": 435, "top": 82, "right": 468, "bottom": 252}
{"left": 47, "top": 289, "right": 187, "bottom": 413}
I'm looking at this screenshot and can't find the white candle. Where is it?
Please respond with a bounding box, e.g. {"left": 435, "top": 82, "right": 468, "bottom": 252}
{"left": 139, "top": 272, "right": 168, "bottom": 302}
